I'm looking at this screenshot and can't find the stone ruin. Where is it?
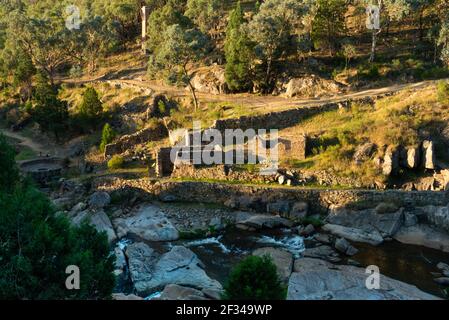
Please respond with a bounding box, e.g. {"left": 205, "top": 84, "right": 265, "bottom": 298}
{"left": 19, "top": 157, "right": 64, "bottom": 185}
{"left": 154, "top": 129, "right": 309, "bottom": 178}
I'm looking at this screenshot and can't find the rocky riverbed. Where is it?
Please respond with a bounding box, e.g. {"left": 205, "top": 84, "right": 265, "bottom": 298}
{"left": 50, "top": 179, "right": 449, "bottom": 300}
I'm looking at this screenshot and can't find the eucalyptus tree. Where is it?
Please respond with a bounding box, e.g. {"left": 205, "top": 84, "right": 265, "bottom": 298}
{"left": 185, "top": 0, "right": 223, "bottom": 35}
{"left": 246, "top": 0, "right": 310, "bottom": 92}
{"left": 362, "top": 0, "right": 410, "bottom": 62}
{"left": 148, "top": 24, "right": 209, "bottom": 110}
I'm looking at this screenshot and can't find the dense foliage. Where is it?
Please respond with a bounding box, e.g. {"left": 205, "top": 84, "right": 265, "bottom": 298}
{"left": 222, "top": 255, "right": 287, "bottom": 300}
{"left": 0, "top": 136, "right": 115, "bottom": 300}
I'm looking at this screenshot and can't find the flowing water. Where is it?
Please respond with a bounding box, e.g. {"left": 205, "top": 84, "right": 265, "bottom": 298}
{"left": 116, "top": 229, "right": 449, "bottom": 298}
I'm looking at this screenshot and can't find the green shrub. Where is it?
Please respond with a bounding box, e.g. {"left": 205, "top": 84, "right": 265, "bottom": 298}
{"left": 0, "top": 137, "right": 115, "bottom": 299}
{"left": 0, "top": 134, "right": 19, "bottom": 193}
{"left": 78, "top": 87, "right": 103, "bottom": 131}
{"left": 299, "top": 216, "right": 325, "bottom": 228}
{"left": 99, "top": 123, "right": 116, "bottom": 153}
{"left": 437, "top": 81, "right": 449, "bottom": 104}
{"left": 107, "top": 155, "right": 124, "bottom": 170}
{"left": 222, "top": 255, "right": 287, "bottom": 300}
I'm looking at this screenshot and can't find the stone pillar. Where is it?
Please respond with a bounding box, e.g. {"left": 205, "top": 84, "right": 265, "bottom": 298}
{"left": 141, "top": 6, "right": 151, "bottom": 54}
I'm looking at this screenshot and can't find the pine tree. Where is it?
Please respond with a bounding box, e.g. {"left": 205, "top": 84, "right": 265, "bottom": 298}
{"left": 224, "top": 2, "right": 254, "bottom": 92}
{"left": 79, "top": 87, "right": 103, "bottom": 130}
{"left": 31, "top": 71, "right": 68, "bottom": 140}
{"left": 100, "top": 123, "right": 116, "bottom": 153}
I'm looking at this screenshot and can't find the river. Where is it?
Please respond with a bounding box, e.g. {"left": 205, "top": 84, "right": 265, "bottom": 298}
{"left": 116, "top": 227, "right": 449, "bottom": 299}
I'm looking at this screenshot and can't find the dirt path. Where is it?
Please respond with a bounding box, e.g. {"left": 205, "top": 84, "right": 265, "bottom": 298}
{"left": 0, "top": 127, "right": 64, "bottom": 158}
{"left": 66, "top": 73, "right": 444, "bottom": 114}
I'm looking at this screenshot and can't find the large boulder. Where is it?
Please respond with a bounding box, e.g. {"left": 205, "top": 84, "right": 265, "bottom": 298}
{"left": 382, "top": 146, "right": 399, "bottom": 176}
{"left": 421, "top": 140, "right": 436, "bottom": 170}
{"left": 113, "top": 204, "right": 179, "bottom": 241}
{"left": 303, "top": 245, "right": 339, "bottom": 261}
{"left": 282, "top": 75, "right": 344, "bottom": 98}
{"left": 353, "top": 143, "right": 376, "bottom": 165}
{"left": 418, "top": 205, "right": 449, "bottom": 232}
{"left": 252, "top": 247, "right": 293, "bottom": 282}
{"left": 71, "top": 209, "right": 117, "bottom": 244}
{"left": 236, "top": 212, "right": 293, "bottom": 230}
{"left": 326, "top": 206, "right": 404, "bottom": 238}
{"left": 288, "top": 258, "right": 439, "bottom": 300}
{"left": 289, "top": 202, "right": 309, "bottom": 220}
{"left": 322, "top": 224, "right": 384, "bottom": 246}
{"left": 159, "top": 284, "right": 208, "bottom": 300}
{"left": 88, "top": 191, "right": 111, "bottom": 209}
{"left": 189, "top": 65, "right": 227, "bottom": 95}
{"left": 400, "top": 146, "right": 420, "bottom": 169}
{"left": 394, "top": 224, "right": 449, "bottom": 253}
{"left": 126, "top": 243, "right": 222, "bottom": 296}
{"left": 334, "top": 238, "right": 359, "bottom": 256}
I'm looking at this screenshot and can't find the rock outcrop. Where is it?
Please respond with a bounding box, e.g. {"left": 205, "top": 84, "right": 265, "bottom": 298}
{"left": 322, "top": 224, "right": 384, "bottom": 245}
{"left": 393, "top": 224, "right": 449, "bottom": 253}
{"left": 282, "top": 75, "right": 344, "bottom": 98}
{"left": 421, "top": 140, "right": 435, "bottom": 170}
{"left": 252, "top": 247, "right": 293, "bottom": 282}
{"left": 126, "top": 243, "right": 222, "bottom": 296}
{"left": 287, "top": 258, "right": 439, "bottom": 300}
{"left": 71, "top": 209, "right": 117, "bottom": 244}
{"left": 189, "top": 65, "right": 228, "bottom": 95}
{"left": 113, "top": 204, "right": 179, "bottom": 241}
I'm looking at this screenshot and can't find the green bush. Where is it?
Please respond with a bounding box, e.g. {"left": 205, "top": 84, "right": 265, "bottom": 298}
{"left": 99, "top": 123, "right": 116, "bottom": 153}
{"left": 107, "top": 155, "right": 124, "bottom": 170}
{"left": 78, "top": 87, "right": 103, "bottom": 131}
{"left": 0, "top": 138, "right": 115, "bottom": 299}
{"left": 0, "top": 134, "right": 19, "bottom": 193}
{"left": 437, "top": 81, "right": 449, "bottom": 104}
{"left": 222, "top": 255, "right": 287, "bottom": 300}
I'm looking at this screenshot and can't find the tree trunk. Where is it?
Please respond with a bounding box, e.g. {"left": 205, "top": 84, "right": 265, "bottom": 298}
{"left": 187, "top": 80, "right": 199, "bottom": 111}
{"left": 370, "top": 30, "right": 377, "bottom": 63}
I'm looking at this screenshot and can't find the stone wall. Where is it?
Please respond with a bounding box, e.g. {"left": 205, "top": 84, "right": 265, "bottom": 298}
{"left": 105, "top": 124, "right": 168, "bottom": 157}
{"left": 211, "top": 96, "right": 379, "bottom": 133}
{"left": 171, "top": 164, "right": 273, "bottom": 183}
{"left": 93, "top": 178, "right": 449, "bottom": 215}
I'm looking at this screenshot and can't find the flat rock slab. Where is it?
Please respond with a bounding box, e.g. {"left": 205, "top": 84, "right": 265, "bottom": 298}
{"left": 158, "top": 284, "right": 208, "bottom": 300}
{"left": 126, "top": 243, "right": 222, "bottom": 296}
{"left": 322, "top": 224, "right": 384, "bottom": 246}
{"left": 114, "top": 204, "right": 179, "bottom": 241}
{"left": 288, "top": 258, "right": 439, "bottom": 300}
{"left": 253, "top": 247, "right": 293, "bottom": 282}
{"left": 327, "top": 207, "right": 403, "bottom": 238}
{"left": 71, "top": 209, "right": 117, "bottom": 244}
{"left": 236, "top": 212, "right": 293, "bottom": 229}
{"left": 303, "top": 245, "right": 337, "bottom": 260}
{"left": 394, "top": 224, "right": 449, "bottom": 253}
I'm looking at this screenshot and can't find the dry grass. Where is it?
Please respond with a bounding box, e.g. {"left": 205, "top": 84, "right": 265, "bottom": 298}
{"left": 280, "top": 84, "right": 448, "bottom": 182}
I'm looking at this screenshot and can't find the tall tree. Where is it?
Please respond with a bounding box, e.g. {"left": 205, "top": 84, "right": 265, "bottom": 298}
{"left": 312, "top": 0, "right": 347, "bottom": 56}
{"left": 0, "top": 134, "right": 19, "bottom": 193}
{"left": 148, "top": 24, "right": 209, "bottom": 110}
{"left": 31, "top": 72, "right": 69, "bottom": 140}
{"left": 185, "top": 0, "right": 223, "bottom": 35}
{"left": 224, "top": 2, "right": 254, "bottom": 92}
{"left": 247, "top": 0, "right": 308, "bottom": 92}
{"left": 363, "top": 0, "right": 410, "bottom": 62}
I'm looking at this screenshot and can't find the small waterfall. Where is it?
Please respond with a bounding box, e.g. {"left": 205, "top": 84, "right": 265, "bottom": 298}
{"left": 185, "top": 236, "right": 232, "bottom": 253}
{"left": 256, "top": 234, "right": 305, "bottom": 258}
